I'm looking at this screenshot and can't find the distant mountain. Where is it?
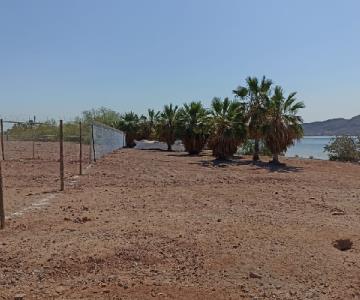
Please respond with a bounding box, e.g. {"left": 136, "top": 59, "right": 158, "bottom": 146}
{"left": 303, "top": 115, "right": 360, "bottom": 136}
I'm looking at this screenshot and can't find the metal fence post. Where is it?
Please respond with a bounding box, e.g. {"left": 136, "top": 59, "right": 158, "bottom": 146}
{"left": 91, "top": 124, "right": 96, "bottom": 162}
{"left": 89, "top": 124, "right": 92, "bottom": 164}
{"left": 1, "top": 119, "right": 4, "bottom": 161}
{"left": 79, "top": 121, "right": 82, "bottom": 175}
{"left": 59, "top": 120, "right": 64, "bottom": 191}
{"left": 0, "top": 159, "right": 5, "bottom": 229}
{"left": 32, "top": 125, "right": 35, "bottom": 159}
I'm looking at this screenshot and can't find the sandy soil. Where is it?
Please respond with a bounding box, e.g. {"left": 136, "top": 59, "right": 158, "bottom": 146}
{"left": 0, "top": 141, "right": 90, "bottom": 213}
{"left": 0, "top": 148, "right": 360, "bottom": 299}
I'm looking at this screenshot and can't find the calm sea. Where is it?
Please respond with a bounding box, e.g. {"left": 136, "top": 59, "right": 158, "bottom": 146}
{"left": 285, "top": 136, "right": 333, "bottom": 160}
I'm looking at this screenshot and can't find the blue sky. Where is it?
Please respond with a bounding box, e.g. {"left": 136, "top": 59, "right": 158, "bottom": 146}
{"left": 0, "top": 0, "right": 359, "bottom": 122}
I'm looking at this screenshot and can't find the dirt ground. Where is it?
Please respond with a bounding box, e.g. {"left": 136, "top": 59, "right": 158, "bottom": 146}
{"left": 0, "top": 148, "right": 360, "bottom": 299}
{"left": 0, "top": 141, "right": 89, "bottom": 213}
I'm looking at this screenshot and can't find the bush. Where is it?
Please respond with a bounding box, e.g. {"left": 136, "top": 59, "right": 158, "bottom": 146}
{"left": 238, "top": 139, "right": 272, "bottom": 156}
{"left": 177, "top": 102, "right": 210, "bottom": 155}
{"left": 5, "top": 120, "right": 90, "bottom": 143}
{"left": 5, "top": 107, "right": 120, "bottom": 145}
{"left": 80, "top": 107, "right": 121, "bottom": 127}
{"left": 113, "top": 112, "right": 140, "bottom": 148}
{"left": 324, "top": 136, "right": 360, "bottom": 162}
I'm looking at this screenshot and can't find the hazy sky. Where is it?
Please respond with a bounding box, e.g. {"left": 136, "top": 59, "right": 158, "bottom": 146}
{"left": 0, "top": 0, "right": 359, "bottom": 122}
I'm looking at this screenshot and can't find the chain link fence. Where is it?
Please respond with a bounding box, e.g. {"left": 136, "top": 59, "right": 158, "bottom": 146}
{"left": 0, "top": 118, "right": 125, "bottom": 229}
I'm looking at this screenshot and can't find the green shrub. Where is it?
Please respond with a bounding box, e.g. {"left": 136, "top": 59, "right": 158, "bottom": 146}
{"left": 6, "top": 120, "right": 91, "bottom": 144}
{"left": 113, "top": 112, "right": 140, "bottom": 148}
{"left": 5, "top": 107, "right": 120, "bottom": 145}
{"left": 238, "top": 139, "right": 272, "bottom": 156}
{"left": 324, "top": 136, "right": 360, "bottom": 162}
{"left": 79, "top": 107, "right": 121, "bottom": 127}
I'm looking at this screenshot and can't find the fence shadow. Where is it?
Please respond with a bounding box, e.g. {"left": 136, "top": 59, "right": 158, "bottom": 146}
{"left": 193, "top": 158, "right": 303, "bottom": 173}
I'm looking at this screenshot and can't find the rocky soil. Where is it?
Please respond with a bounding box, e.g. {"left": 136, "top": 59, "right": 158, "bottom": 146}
{"left": 1, "top": 148, "right": 359, "bottom": 299}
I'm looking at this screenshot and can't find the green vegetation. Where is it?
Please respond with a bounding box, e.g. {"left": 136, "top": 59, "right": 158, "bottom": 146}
{"left": 5, "top": 107, "right": 122, "bottom": 144}
{"left": 156, "top": 104, "right": 179, "bottom": 151}
{"left": 239, "top": 140, "right": 271, "bottom": 156}
{"left": 137, "top": 109, "right": 160, "bottom": 140}
{"left": 5, "top": 77, "right": 306, "bottom": 163}
{"left": 6, "top": 120, "right": 88, "bottom": 143}
{"left": 324, "top": 136, "right": 360, "bottom": 162}
{"left": 208, "top": 97, "right": 247, "bottom": 159}
{"left": 177, "top": 102, "right": 210, "bottom": 155}
{"left": 262, "top": 86, "right": 305, "bottom": 164}
{"left": 233, "top": 76, "right": 273, "bottom": 161}
{"left": 113, "top": 112, "right": 140, "bottom": 148}
{"left": 79, "top": 107, "right": 121, "bottom": 127}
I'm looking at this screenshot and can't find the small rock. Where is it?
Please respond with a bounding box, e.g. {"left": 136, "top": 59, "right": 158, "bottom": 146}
{"left": 331, "top": 208, "right": 345, "bottom": 216}
{"left": 333, "top": 239, "right": 353, "bottom": 251}
{"left": 55, "top": 286, "right": 66, "bottom": 294}
{"left": 332, "top": 211, "right": 345, "bottom": 216}
{"left": 14, "top": 294, "right": 26, "bottom": 300}
{"left": 249, "top": 272, "right": 262, "bottom": 279}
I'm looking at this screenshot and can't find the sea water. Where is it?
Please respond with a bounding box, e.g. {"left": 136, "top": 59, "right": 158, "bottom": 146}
{"left": 285, "top": 136, "right": 333, "bottom": 160}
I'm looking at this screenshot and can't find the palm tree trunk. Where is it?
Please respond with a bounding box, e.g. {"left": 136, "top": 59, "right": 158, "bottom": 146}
{"left": 253, "top": 139, "right": 260, "bottom": 161}
{"left": 271, "top": 153, "right": 280, "bottom": 164}
{"left": 167, "top": 143, "right": 172, "bottom": 151}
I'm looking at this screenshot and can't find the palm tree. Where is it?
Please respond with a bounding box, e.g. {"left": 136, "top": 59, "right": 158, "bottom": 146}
{"left": 262, "top": 86, "right": 305, "bottom": 164}
{"left": 177, "top": 102, "right": 210, "bottom": 155}
{"left": 208, "top": 97, "right": 247, "bottom": 159}
{"left": 157, "top": 104, "right": 179, "bottom": 151}
{"left": 138, "top": 109, "right": 160, "bottom": 140}
{"left": 233, "top": 76, "right": 272, "bottom": 161}
{"left": 114, "top": 112, "right": 140, "bottom": 148}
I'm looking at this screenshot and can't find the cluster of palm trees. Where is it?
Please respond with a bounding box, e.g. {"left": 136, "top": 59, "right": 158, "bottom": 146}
{"left": 114, "top": 76, "right": 305, "bottom": 164}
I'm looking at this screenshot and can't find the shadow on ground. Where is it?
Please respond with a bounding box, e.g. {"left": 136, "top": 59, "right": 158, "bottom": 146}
{"left": 192, "top": 158, "right": 303, "bottom": 173}
{"left": 166, "top": 152, "right": 209, "bottom": 157}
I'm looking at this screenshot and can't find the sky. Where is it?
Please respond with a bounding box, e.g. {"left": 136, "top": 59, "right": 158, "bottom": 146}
{"left": 0, "top": 0, "right": 359, "bottom": 123}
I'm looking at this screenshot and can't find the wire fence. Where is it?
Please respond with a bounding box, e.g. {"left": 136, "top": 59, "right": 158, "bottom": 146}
{"left": 0, "top": 119, "right": 126, "bottom": 229}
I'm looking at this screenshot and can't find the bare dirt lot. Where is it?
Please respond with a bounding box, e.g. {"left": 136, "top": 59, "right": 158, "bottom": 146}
{"left": 1, "top": 148, "right": 360, "bottom": 299}
{"left": 1, "top": 141, "right": 89, "bottom": 213}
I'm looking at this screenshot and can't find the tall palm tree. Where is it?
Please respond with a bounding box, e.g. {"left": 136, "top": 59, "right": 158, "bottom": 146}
{"left": 177, "top": 101, "right": 210, "bottom": 155}
{"left": 114, "top": 112, "right": 140, "bottom": 148}
{"left": 209, "top": 97, "right": 247, "bottom": 159}
{"left": 138, "top": 109, "right": 160, "bottom": 140}
{"left": 233, "top": 76, "right": 273, "bottom": 161}
{"left": 262, "top": 86, "right": 305, "bottom": 164}
{"left": 157, "top": 104, "right": 179, "bottom": 151}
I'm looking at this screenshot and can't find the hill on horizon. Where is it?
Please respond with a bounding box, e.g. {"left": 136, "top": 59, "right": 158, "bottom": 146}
{"left": 303, "top": 115, "right": 360, "bottom": 136}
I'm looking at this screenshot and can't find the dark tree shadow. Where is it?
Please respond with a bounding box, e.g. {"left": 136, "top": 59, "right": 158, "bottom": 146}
{"left": 136, "top": 148, "right": 171, "bottom": 152}
{"left": 166, "top": 152, "right": 209, "bottom": 157}
{"left": 192, "top": 158, "right": 303, "bottom": 173}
